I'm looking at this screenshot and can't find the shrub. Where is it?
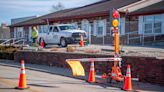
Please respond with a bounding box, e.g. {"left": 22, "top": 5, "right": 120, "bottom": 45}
{"left": 0, "top": 46, "right": 21, "bottom": 60}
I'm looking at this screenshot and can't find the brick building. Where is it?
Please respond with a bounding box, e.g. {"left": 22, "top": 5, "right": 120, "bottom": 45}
{"left": 9, "top": 0, "right": 164, "bottom": 46}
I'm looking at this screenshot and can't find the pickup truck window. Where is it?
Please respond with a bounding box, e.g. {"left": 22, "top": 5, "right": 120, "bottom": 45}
{"left": 49, "top": 27, "right": 53, "bottom": 32}
{"left": 59, "top": 25, "right": 76, "bottom": 31}
{"left": 53, "top": 27, "right": 58, "bottom": 32}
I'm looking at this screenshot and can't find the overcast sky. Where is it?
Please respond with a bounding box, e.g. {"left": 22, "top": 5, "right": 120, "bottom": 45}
{"left": 0, "top": 0, "right": 100, "bottom": 24}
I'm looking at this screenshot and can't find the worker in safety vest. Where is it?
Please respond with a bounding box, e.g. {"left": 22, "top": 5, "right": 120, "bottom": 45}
{"left": 31, "top": 26, "right": 38, "bottom": 47}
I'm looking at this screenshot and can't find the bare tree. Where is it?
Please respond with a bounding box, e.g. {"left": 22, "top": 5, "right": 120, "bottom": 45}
{"left": 51, "top": 2, "right": 65, "bottom": 12}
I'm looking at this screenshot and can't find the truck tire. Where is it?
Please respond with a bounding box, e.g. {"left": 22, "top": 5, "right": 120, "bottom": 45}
{"left": 60, "top": 38, "right": 67, "bottom": 47}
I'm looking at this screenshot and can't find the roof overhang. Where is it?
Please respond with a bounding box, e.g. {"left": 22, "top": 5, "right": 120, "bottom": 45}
{"left": 118, "top": 0, "right": 163, "bottom": 14}
{"left": 45, "top": 11, "right": 109, "bottom": 22}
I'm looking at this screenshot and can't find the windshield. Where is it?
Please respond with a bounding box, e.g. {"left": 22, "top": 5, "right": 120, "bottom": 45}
{"left": 59, "top": 25, "right": 76, "bottom": 31}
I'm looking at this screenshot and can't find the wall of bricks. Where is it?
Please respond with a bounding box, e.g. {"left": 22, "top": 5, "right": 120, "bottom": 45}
{"left": 14, "top": 51, "right": 164, "bottom": 85}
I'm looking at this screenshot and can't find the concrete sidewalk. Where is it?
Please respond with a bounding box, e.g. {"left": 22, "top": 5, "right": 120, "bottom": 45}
{"left": 0, "top": 59, "right": 164, "bottom": 92}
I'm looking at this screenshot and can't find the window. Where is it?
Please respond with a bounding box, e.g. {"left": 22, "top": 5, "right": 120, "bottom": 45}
{"left": 93, "top": 20, "right": 97, "bottom": 36}
{"left": 145, "top": 23, "right": 152, "bottom": 33}
{"left": 15, "top": 27, "right": 24, "bottom": 39}
{"left": 40, "top": 25, "right": 45, "bottom": 33}
{"left": 90, "top": 23, "right": 94, "bottom": 35}
{"left": 39, "top": 25, "right": 48, "bottom": 33}
{"left": 72, "top": 22, "right": 78, "bottom": 29}
{"left": 119, "top": 18, "right": 125, "bottom": 35}
{"left": 14, "top": 28, "right": 17, "bottom": 38}
{"left": 49, "top": 26, "right": 53, "bottom": 32}
{"left": 154, "top": 15, "right": 162, "bottom": 33}
{"left": 29, "top": 27, "right": 32, "bottom": 41}
{"left": 93, "top": 19, "right": 106, "bottom": 37}
{"left": 143, "top": 14, "right": 163, "bottom": 34}
{"left": 38, "top": 26, "right": 42, "bottom": 33}
{"left": 81, "top": 19, "right": 90, "bottom": 35}
{"left": 144, "top": 16, "right": 153, "bottom": 33}
{"left": 43, "top": 25, "right": 48, "bottom": 33}
{"left": 97, "top": 20, "right": 104, "bottom": 36}
{"left": 59, "top": 25, "right": 76, "bottom": 31}
{"left": 53, "top": 27, "right": 58, "bottom": 32}
{"left": 154, "top": 23, "right": 162, "bottom": 33}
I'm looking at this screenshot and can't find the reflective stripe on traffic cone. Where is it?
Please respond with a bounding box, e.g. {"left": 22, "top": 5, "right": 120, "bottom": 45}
{"left": 15, "top": 60, "right": 29, "bottom": 90}
{"left": 88, "top": 61, "right": 95, "bottom": 83}
{"left": 123, "top": 64, "right": 132, "bottom": 91}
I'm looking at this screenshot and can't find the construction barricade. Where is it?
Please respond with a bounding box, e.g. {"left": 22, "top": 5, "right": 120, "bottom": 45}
{"left": 66, "top": 57, "right": 122, "bottom": 83}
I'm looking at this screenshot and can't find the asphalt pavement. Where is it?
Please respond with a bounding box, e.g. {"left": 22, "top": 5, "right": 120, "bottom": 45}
{"left": 0, "top": 65, "right": 124, "bottom": 92}
{"left": 0, "top": 60, "right": 164, "bottom": 92}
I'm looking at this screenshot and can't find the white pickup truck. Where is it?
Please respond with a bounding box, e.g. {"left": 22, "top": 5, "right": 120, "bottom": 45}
{"left": 38, "top": 24, "right": 87, "bottom": 47}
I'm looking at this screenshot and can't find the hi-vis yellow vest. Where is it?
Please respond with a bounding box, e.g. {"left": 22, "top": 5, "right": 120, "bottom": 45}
{"left": 32, "top": 30, "right": 38, "bottom": 38}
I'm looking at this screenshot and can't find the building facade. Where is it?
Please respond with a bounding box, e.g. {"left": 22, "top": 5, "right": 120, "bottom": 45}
{"left": 0, "top": 23, "right": 10, "bottom": 39}
{"left": 9, "top": 0, "right": 164, "bottom": 46}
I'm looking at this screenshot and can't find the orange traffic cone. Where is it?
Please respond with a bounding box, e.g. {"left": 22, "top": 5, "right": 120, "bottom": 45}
{"left": 123, "top": 64, "right": 132, "bottom": 91}
{"left": 79, "top": 34, "right": 84, "bottom": 47}
{"left": 15, "top": 60, "right": 29, "bottom": 89}
{"left": 88, "top": 61, "right": 95, "bottom": 83}
{"left": 40, "top": 38, "right": 44, "bottom": 48}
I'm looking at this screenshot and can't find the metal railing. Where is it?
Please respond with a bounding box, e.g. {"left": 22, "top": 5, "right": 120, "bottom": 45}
{"left": 126, "top": 31, "right": 139, "bottom": 45}
{"left": 126, "top": 31, "right": 163, "bottom": 45}
{"left": 0, "top": 38, "right": 25, "bottom": 46}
